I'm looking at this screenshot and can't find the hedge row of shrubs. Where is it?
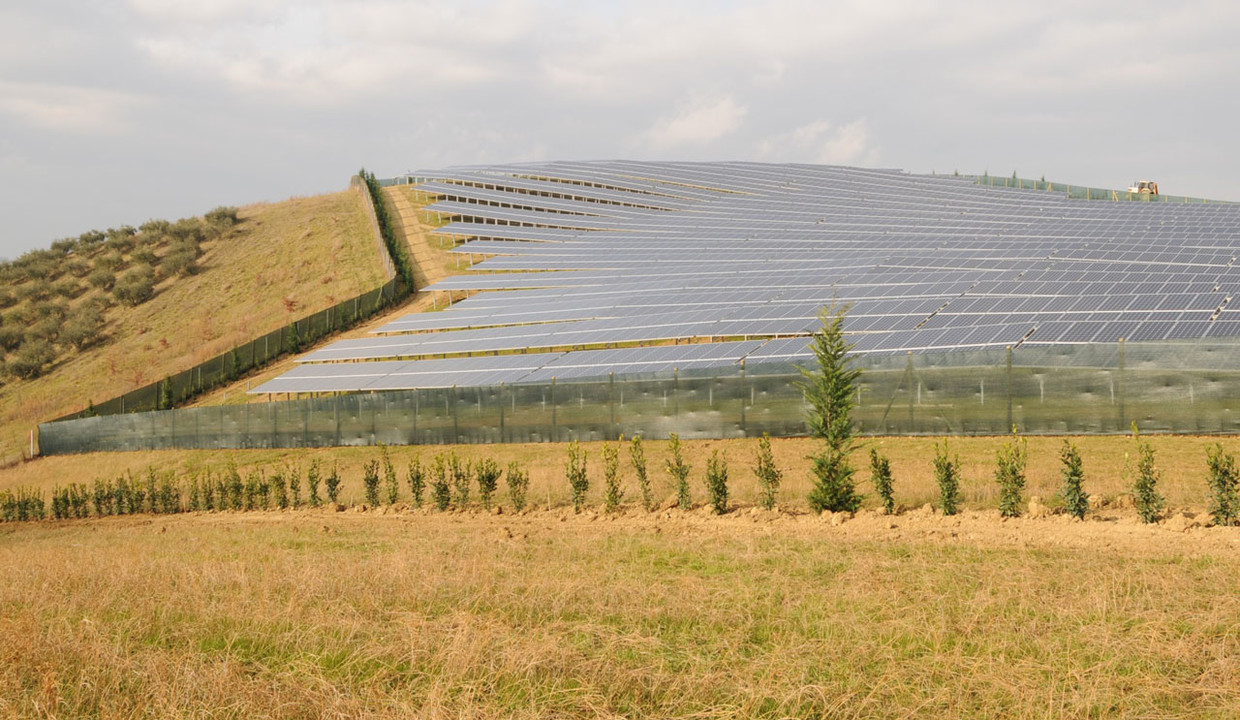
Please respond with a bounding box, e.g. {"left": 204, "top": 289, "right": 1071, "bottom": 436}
{"left": 5, "top": 433, "right": 1240, "bottom": 526}
{"left": 358, "top": 169, "right": 414, "bottom": 292}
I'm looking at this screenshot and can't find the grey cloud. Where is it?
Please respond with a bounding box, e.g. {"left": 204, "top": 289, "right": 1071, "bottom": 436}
{"left": 2, "top": 0, "right": 1238, "bottom": 258}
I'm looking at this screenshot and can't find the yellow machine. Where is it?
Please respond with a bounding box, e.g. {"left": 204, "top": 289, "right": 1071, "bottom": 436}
{"left": 1127, "top": 180, "right": 1159, "bottom": 195}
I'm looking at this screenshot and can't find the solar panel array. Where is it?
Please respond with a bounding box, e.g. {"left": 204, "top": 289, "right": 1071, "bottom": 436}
{"left": 252, "top": 161, "right": 1240, "bottom": 394}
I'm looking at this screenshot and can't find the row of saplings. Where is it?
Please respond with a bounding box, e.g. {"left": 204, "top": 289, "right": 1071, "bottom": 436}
{"left": 4, "top": 428, "right": 1240, "bottom": 527}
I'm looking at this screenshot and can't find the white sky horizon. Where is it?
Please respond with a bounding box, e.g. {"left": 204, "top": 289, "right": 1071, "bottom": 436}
{"left": 3, "top": 1, "right": 1238, "bottom": 258}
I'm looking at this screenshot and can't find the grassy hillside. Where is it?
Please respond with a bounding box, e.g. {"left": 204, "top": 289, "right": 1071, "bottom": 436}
{"left": 0, "top": 188, "right": 387, "bottom": 464}
{"left": 3, "top": 487, "right": 1239, "bottom": 717}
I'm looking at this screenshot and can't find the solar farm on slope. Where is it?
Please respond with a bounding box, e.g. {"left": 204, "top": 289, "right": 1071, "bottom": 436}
{"left": 253, "top": 161, "right": 1240, "bottom": 395}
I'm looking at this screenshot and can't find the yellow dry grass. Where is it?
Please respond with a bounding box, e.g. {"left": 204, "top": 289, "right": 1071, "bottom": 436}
{"left": 2, "top": 499, "right": 1239, "bottom": 718}
{"left": 0, "top": 189, "right": 386, "bottom": 457}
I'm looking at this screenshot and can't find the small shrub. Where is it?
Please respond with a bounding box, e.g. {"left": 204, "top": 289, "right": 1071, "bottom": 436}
{"left": 869, "top": 448, "right": 894, "bottom": 514}
{"left": 307, "top": 460, "right": 322, "bottom": 507}
{"left": 1205, "top": 443, "right": 1239, "bottom": 526}
{"left": 271, "top": 469, "right": 289, "bottom": 509}
{"left": 188, "top": 475, "right": 201, "bottom": 512}
{"left": 92, "top": 479, "right": 112, "bottom": 517}
{"left": 8, "top": 338, "right": 55, "bottom": 379}
{"left": 1059, "top": 441, "right": 1088, "bottom": 520}
{"left": 450, "top": 454, "right": 471, "bottom": 509}
{"left": 205, "top": 206, "right": 240, "bottom": 231}
{"left": 507, "top": 461, "right": 530, "bottom": 512}
{"left": 226, "top": 462, "right": 244, "bottom": 511}
{"left": 995, "top": 430, "right": 1028, "bottom": 518}
{"left": 113, "top": 264, "right": 155, "bottom": 306}
{"left": 325, "top": 464, "right": 342, "bottom": 505}
{"left": 87, "top": 265, "right": 115, "bottom": 290}
{"left": 51, "top": 277, "right": 84, "bottom": 299}
{"left": 0, "top": 325, "right": 23, "bottom": 353}
{"left": 381, "top": 446, "right": 398, "bottom": 505}
{"left": 132, "top": 247, "right": 158, "bottom": 267}
{"left": 630, "top": 435, "right": 653, "bottom": 511}
{"left": 157, "top": 474, "right": 179, "bottom": 514}
{"left": 602, "top": 440, "right": 623, "bottom": 513}
{"left": 705, "top": 449, "right": 729, "bottom": 514}
{"left": 130, "top": 472, "right": 148, "bottom": 514}
{"left": 431, "top": 454, "right": 451, "bottom": 511}
{"left": 288, "top": 464, "right": 302, "bottom": 509}
{"left": 63, "top": 305, "right": 106, "bottom": 351}
{"left": 362, "top": 459, "right": 381, "bottom": 507}
{"left": 665, "top": 432, "right": 691, "bottom": 510}
{"left": 566, "top": 440, "right": 589, "bottom": 512}
{"left": 754, "top": 433, "right": 782, "bottom": 511}
{"left": 1132, "top": 425, "right": 1164, "bottom": 524}
{"left": 476, "top": 457, "right": 501, "bottom": 510}
{"left": 161, "top": 246, "right": 198, "bottom": 277}
{"left": 145, "top": 467, "right": 159, "bottom": 513}
{"left": 934, "top": 441, "right": 961, "bottom": 516}
{"left": 407, "top": 456, "right": 425, "bottom": 508}
{"left": 256, "top": 469, "right": 271, "bottom": 510}
{"left": 202, "top": 471, "right": 216, "bottom": 511}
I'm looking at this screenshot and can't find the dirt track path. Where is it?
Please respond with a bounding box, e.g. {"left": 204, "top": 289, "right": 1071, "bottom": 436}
{"left": 384, "top": 185, "right": 452, "bottom": 292}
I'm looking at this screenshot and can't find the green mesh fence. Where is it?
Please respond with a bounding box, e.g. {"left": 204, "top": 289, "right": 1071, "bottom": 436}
{"left": 52, "top": 278, "right": 401, "bottom": 421}
{"left": 36, "top": 340, "right": 1240, "bottom": 454}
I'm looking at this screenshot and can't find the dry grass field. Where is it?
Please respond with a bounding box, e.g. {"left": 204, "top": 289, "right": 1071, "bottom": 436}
{"left": 0, "top": 189, "right": 386, "bottom": 462}
{"left": 4, "top": 436, "right": 1240, "bottom": 717}
{"left": 2, "top": 489, "right": 1239, "bottom": 718}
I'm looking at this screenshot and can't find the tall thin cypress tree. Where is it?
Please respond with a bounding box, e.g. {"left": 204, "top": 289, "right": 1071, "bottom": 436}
{"left": 799, "top": 304, "right": 862, "bottom": 513}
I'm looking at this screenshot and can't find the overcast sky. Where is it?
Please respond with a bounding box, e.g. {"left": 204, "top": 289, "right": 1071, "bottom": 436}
{"left": 2, "top": 0, "right": 1238, "bottom": 258}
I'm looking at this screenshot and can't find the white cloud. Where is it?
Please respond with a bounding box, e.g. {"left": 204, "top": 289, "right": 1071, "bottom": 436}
{"left": 132, "top": 0, "right": 533, "bottom": 103}
{"left": 638, "top": 94, "right": 748, "bottom": 151}
{"left": 0, "top": 82, "right": 144, "bottom": 135}
{"left": 758, "top": 119, "right": 877, "bottom": 166}
{"left": 126, "top": 0, "right": 289, "bottom": 25}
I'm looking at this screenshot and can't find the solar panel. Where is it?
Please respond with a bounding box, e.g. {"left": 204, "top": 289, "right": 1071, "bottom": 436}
{"left": 253, "top": 161, "right": 1240, "bottom": 394}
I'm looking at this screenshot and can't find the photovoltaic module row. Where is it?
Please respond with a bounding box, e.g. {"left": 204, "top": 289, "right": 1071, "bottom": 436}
{"left": 252, "top": 161, "right": 1240, "bottom": 395}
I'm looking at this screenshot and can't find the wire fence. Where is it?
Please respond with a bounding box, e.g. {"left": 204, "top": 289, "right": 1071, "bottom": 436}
{"left": 37, "top": 339, "right": 1240, "bottom": 454}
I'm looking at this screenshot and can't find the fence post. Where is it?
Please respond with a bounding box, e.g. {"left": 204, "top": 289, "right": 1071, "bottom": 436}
{"left": 673, "top": 368, "right": 679, "bottom": 419}
{"left": 1117, "top": 338, "right": 1126, "bottom": 430}
{"left": 452, "top": 385, "right": 459, "bottom": 444}
{"left": 550, "top": 378, "right": 557, "bottom": 442}
{"left": 906, "top": 352, "right": 915, "bottom": 432}
{"left": 739, "top": 361, "right": 747, "bottom": 437}
{"left": 1005, "top": 345, "right": 1014, "bottom": 432}
{"left": 499, "top": 383, "right": 506, "bottom": 443}
{"left": 609, "top": 373, "right": 616, "bottom": 439}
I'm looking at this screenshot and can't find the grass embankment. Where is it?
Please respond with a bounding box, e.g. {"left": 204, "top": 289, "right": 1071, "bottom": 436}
{"left": 2, "top": 501, "right": 1239, "bottom": 717}
{"left": 184, "top": 185, "right": 462, "bottom": 408}
{"left": 0, "top": 190, "right": 386, "bottom": 460}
